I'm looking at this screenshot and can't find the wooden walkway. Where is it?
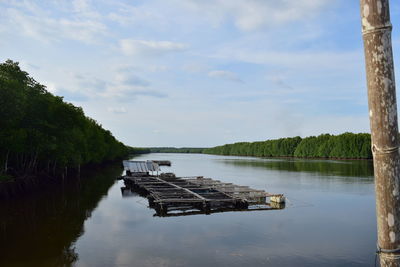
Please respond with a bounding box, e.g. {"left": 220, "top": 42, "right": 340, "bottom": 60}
{"left": 123, "top": 173, "right": 284, "bottom": 217}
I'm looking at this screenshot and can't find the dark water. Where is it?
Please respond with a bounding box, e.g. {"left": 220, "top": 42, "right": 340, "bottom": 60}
{"left": 0, "top": 154, "right": 376, "bottom": 266}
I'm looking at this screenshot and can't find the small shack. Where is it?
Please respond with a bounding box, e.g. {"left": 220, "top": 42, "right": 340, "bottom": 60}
{"left": 123, "top": 160, "right": 161, "bottom": 176}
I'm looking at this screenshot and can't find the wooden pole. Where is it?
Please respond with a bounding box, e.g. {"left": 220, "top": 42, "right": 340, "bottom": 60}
{"left": 360, "top": 0, "right": 400, "bottom": 265}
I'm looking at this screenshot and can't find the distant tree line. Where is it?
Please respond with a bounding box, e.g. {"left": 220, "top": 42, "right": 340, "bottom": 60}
{"left": 203, "top": 133, "right": 372, "bottom": 159}
{"left": 127, "top": 147, "right": 151, "bottom": 154}
{"left": 0, "top": 60, "right": 130, "bottom": 182}
{"left": 146, "top": 133, "right": 372, "bottom": 159}
{"left": 149, "top": 147, "right": 205, "bottom": 153}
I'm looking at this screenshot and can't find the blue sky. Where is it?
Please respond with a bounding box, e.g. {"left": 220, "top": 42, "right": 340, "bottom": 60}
{"left": 1, "top": 0, "right": 400, "bottom": 147}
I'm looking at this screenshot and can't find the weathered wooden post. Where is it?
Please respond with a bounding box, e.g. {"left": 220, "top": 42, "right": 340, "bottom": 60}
{"left": 360, "top": 0, "right": 400, "bottom": 265}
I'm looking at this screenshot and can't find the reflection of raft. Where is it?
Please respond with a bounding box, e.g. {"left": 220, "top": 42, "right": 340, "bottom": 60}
{"left": 121, "top": 160, "right": 285, "bottom": 217}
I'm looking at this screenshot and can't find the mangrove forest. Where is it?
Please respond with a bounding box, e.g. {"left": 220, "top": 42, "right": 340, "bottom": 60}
{"left": 203, "top": 133, "right": 372, "bottom": 159}
{"left": 0, "top": 60, "right": 129, "bottom": 184}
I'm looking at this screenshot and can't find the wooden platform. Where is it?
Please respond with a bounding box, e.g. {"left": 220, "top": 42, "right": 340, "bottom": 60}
{"left": 122, "top": 173, "right": 284, "bottom": 217}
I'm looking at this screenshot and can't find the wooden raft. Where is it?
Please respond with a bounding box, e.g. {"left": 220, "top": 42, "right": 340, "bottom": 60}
{"left": 123, "top": 173, "right": 284, "bottom": 217}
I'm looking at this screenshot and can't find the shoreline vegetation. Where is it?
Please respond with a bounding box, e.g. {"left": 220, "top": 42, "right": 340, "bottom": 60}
{"left": 0, "top": 60, "right": 142, "bottom": 198}
{"left": 203, "top": 133, "right": 372, "bottom": 159}
{"left": 148, "top": 132, "right": 372, "bottom": 160}
{"left": 149, "top": 147, "right": 204, "bottom": 153}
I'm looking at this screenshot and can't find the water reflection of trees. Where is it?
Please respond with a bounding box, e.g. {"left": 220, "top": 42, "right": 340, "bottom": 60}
{"left": 0, "top": 163, "right": 122, "bottom": 267}
{"left": 222, "top": 159, "right": 374, "bottom": 178}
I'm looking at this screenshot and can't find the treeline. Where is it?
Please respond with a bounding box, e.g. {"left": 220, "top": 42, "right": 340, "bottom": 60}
{"left": 127, "top": 147, "right": 151, "bottom": 154}
{"left": 203, "top": 133, "right": 372, "bottom": 159}
{"left": 0, "top": 60, "right": 129, "bottom": 182}
{"left": 149, "top": 147, "right": 205, "bottom": 153}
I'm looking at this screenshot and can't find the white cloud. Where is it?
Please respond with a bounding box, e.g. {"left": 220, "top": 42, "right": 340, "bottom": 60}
{"left": 148, "top": 65, "right": 169, "bottom": 72}
{"left": 47, "top": 69, "right": 165, "bottom": 102}
{"left": 101, "top": 85, "right": 167, "bottom": 100}
{"left": 107, "top": 107, "right": 128, "bottom": 114}
{"left": 213, "top": 48, "right": 363, "bottom": 72}
{"left": 265, "top": 72, "right": 293, "bottom": 90}
{"left": 106, "top": 3, "right": 158, "bottom": 26}
{"left": 115, "top": 72, "right": 150, "bottom": 87}
{"left": 119, "top": 39, "right": 188, "bottom": 56}
{"left": 5, "top": 7, "right": 107, "bottom": 44}
{"left": 72, "top": 0, "right": 90, "bottom": 13}
{"left": 179, "top": 0, "right": 333, "bottom": 31}
{"left": 183, "top": 63, "right": 210, "bottom": 73}
{"left": 45, "top": 81, "right": 58, "bottom": 94}
{"left": 2, "top": 1, "right": 107, "bottom": 44}
{"left": 208, "top": 70, "right": 243, "bottom": 83}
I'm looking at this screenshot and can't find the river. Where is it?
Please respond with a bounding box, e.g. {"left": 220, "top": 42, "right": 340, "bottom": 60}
{"left": 0, "top": 153, "right": 376, "bottom": 266}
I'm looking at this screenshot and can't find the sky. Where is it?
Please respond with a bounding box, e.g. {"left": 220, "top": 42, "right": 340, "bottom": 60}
{"left": 1, "top": 0, "right": 400, "bottom": 147}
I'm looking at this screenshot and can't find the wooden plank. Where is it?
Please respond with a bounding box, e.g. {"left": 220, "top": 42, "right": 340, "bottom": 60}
{"left": 123, "top": 174, "right": 283, "bottom": 217}
{"left": 154, "top": 177, "right": 208, "bottom": 201}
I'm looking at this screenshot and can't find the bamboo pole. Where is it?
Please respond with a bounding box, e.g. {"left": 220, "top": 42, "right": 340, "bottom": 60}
{"left": 360, "top": 0, "right": 400, "bottom": 265}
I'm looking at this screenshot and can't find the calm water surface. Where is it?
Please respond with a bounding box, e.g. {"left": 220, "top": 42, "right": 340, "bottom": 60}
{"left": 0, "top": 153, "right": 376, "bottom": 266}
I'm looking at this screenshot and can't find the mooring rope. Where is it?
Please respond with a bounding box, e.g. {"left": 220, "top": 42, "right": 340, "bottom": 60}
{"left": 362, "top": 23, "right": 392, "bottom": 36}
{"left": 372, "top": 144, "right": 399, "bottom": 155}
{"left": 376, "top": 243, "right": 400, "bottom": 266}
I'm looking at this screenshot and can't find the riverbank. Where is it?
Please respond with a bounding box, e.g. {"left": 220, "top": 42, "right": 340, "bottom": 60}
{"left": 0, "top": 60, "right": 137, "bottom": 199}
{"left": 204, "top": 133, "right": 372, "bottom": 159}
{"left": 0, "top": 60, "right": 130, "bottom": 192}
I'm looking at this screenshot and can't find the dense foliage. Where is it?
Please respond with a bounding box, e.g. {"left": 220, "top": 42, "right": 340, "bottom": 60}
{"left": 204, "top": 133, "right": 372, "bottom": 159}
{"left": 149, "top": 147, "right": 205, "bottom": 153}
{"left": 0, "top": 60, "right": 129, "bottom": 182}
{"left": 127, "top": 147, "right": 151, "bottom": 154}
